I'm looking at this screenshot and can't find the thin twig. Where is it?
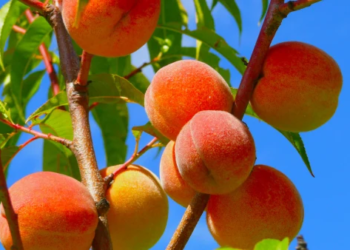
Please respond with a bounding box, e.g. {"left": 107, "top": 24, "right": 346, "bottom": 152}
{"left": 280, "top": 0, "right": 322, "bottom": 15}
{"left": 0, "top": 150, "right": 24, "bottom": 250}
{"left": 19, "top": 0, "right": 44, "bottom": 12}
{"left": 0, "top": 118, "right": 72, "bottom": 148}
{"left": 13, "top": 10, "right": 61, "bottom": 96}
{"left": 77, "top": 51, "right": 94, "bottom": 86}
{"left": 166, "top": 0, "right": 321, "bottom": 249}
{"left": 46, "top": 5, "right": 112, "bottom": 250}
{"left": 111, "top": 137, "right": 158, "bottom": 178}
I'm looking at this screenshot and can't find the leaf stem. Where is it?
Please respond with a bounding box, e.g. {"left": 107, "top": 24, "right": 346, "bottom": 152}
{"left": 77, "top": 51, "right": 94, "bottom": 86}
{"left": 166, "top": 0, "right": 321, "bottom": 249}
{"left": 0, "top": 150, "right": 24, "bottom": 250}
{"left": 19, "top": 0, "right": 45, "bottom": 12}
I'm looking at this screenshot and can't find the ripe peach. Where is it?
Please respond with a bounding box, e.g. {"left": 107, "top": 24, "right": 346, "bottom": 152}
{"left": 145, "top": 60, "right": 233, "bottom": 140}
{"left": 160, "top": 141, "right": 196, "bottom": 207}
{"left": 251, "top": 41, "right": 342, "bottom": 132}
{"left": 175, "top": 110, "right": 256, "bottom": 195}
{"left": 207, "top": 165, "right": 304, "bottom": 249}
{"left": 61, "top": 0, "right": 161, "bottom": 57}
{"left": 0, "top": 172, "right": 98, "bottom": 250}
{"left": 100, "top": 165, "right": 168, "bottom": 250}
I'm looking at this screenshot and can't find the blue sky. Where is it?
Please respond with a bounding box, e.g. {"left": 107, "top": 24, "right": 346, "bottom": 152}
{"left": 1, "top": 0, "right": 349, "bottom": 250}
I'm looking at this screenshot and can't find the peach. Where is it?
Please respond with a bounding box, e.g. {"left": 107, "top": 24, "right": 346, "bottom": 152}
{"left": 61, "top": 0, "right": 161, "bottom": 57}
{"left": 160, "top": 141, "right": 196, "bottom": 207}
{"left": 251, "top": 41, "right": 342, "bottom": 132}
{"left": 207, "top": 165, "right": 304, "bottom": 249}
{"left": 0, "top": 172, "right": 98, "bottom": 250}
{"left": 175, "top": 110, "right": 256, "bottom": 195}
{"left": 100, "top": 165, "right": 168, "bottom": 250}
{"left": 145, "top": 60, "right": 234, "bottom": 140}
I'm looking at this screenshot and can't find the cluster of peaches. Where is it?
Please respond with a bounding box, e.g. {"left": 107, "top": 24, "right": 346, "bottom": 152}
{"left": 0, "top": 0, "right": 343, "bottom": 249}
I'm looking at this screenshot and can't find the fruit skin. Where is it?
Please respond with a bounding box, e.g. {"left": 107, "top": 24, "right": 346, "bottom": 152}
{"left": 207, "top": 165, "right": 304, "bottom": 250}
{"left": 100, "top": 165, "right": 168, "bottom": 250}
{"left": 251, "top": 41, "right": 342, "bottom": 132}
{"left": 145, "top": 60, "right": 233, "bottom": 140}
{"left": 62, "top": 0, "right": 161, "bottom": 57}
{"left": 0, "top": 172, "right": 98, "bottom": 250}
{"left": 160, "top": 141, "right": 196, "bottom": 207}
{"left": 175, "top": 110, "right": 256, "bottom": 195}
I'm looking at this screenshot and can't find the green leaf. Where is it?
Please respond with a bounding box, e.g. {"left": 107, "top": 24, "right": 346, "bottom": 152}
{"left": 0, "top": 133, "right": 12, "bottom": 148}
{"left": 89, "top": 74, "right": 145, "bottom": 106}
{"left": 92, "top": 103, "right": 128, "bottom": 166}
{"left": 231, "top": 87, "right": 313, "bottom": 176}
{"left": 26, "top": 92, "right": 68, "bottom": 123}
{"left": 132, "top": 122, "right": 169, "bottom": 145}
{"left": 157, "top": 23, "right": 245, "bottom": 74}
{"left": 194, "top": 0, "right": 215, "bottom": 30}
{"left": 218, "top": 0, "right": 242, "bottom": 35}
{"left": 277, "top": 130, "right": 313, "bottom": 176}
{"left": 0, "top": 99, "right": 12, "bottom": 123}
{"left": 74, "top": 0, "right": 89, "bottom": 27}
{"left": 260, "top": 0, "right": 269, "bottom": 23}
{"left": 10, "top": 17, "right": 52, "bottom": 112}
{"left": 0, "top": 1, "right": 27, "bottom": 70}
{"left": 211, "top": 0, "right": 219, "bottom": 10}
{"left": 254, "top": 238, "right": 289, "bottom": 250}
{"left": 43, "top": 140, "right": 80, "bottom": 180}
{"left": 148, "top": 0, "right": 188, "bottom": 71}
{"left": 27, "top": 74, "right": 145, "bottom": 123}
{"left": 1, "top": 145, "right": 19, "bottom": 171}
{"left": 22, "top": 70, "right": 45, "bottom": 106}
{"left": 39, "top": 109, "right": 73, "bottom": 140}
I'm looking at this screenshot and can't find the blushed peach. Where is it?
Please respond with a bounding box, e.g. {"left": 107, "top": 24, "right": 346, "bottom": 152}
{"left": 160, "top": 141, "right": 196, "bottom": 207}
{"left": 145, "top": 60, "right": 233, "bottom": 140}
{"left": 207, "top": 165, "right": 304, "bottom": 249}
{"left": 251, "top": 41, "right": 342, "bottom": 132}
{"left": 0, "top": 172, "right": 98, "bottom": 250}
{"left": 62, "top": 0, "right": 161, "bottom": 57}
{"left": 175, "top": 110, "right": 256, "bottom": 195}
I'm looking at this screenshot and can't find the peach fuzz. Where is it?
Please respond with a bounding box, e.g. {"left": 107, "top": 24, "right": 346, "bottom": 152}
{"left": 251, "top": 41, "right": 342, "bottom": 132}
{"left": 0, "top": 172, "right": 98, "bottom": 250}
{"left": 175, "top": 110, "right": 256, "bottom": 195}
{"left": 207, "top": 165, "right": 304, "bottom": 250}
{"left": 62, "top": 0, "right": 160, "bottom": 57}
{"left": 145, "top": 60, "right": 233, "bottom": 141}
{"left": 100, "top": 165, "right": 168, "bottom": 250}
{"left": 160, "top": 141, "right": 196, "bottom": 207}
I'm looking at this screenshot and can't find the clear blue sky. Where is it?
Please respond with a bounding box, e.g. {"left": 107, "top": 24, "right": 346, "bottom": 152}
{"left": 1, "top": 0, "right": 349, "bottom": 250}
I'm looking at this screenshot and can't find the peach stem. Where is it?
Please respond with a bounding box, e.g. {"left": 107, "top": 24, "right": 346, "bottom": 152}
{"left": 77, "top": 51, "right": 94, "bottom": 86}
{"left": 19, "top": 0, "right": 44, "bottom": 12}
{"left": 166, "top": 0, "right": 321, "bottom": 249}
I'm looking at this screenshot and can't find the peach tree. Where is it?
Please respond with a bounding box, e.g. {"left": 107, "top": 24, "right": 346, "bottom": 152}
{"left": 0, "top": 0, "right": 338, "bottom": 250}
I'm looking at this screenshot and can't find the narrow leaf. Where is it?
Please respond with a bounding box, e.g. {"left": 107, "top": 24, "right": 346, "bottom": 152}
{"left": 1, "top": 145, "right": 19, "bottom": 171}
{"left": 0, "top": 99, "right": 12, "bottom": 122}
{"left": 39, "top": 109, "right": 73, "bottom": 140}
{"left": 254, "top": 238, "right": 289, "bottom": 250}
{"left": 218, "top": 0, "right": 242, "bottom": 35}
{"left": 157, "top": 24, "right": 245, "bottom": 74}
{"left": 132, "top": 122, "right": 169, "bottom": 145}
{"left": 0, "top": 1, "right": 26, "bottom": 69}
{"left": 92, "top": 103, "right": 128, "bottom": 166}
{"left": 22, "top": 70, "right": 45, "bottom": 106}
{"left": 43, "top": 140, "right": 80, "bottom": 180}
{"left": 10, "top": 17, "right": 52, "bottom": 108}
{"left": 260, "top": 0, "right": 269, "bottom": 23}
{"left": 74, "top": 0, "right": 89, "bottom": 27}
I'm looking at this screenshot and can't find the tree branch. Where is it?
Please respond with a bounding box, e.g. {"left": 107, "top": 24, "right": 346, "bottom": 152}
{"left": 19, "top": 0, "right": 44, "bottom": 12}
{"left": 45, "top": 5, "right": 112, "bottom": 250}
{"left": 166, "top": 0, "right": 321, "bottom": 249}
{"left": 0, "top": 118, "right": 72, "bottom": 148}
{"left": 280, "top": 0, "right": 322, "bottom": 15}
{"left": 296, "top": 235, "right": 308, "bottom": 250}
{"left": 0, "top": 150, "right": 24, "bottom": 250}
